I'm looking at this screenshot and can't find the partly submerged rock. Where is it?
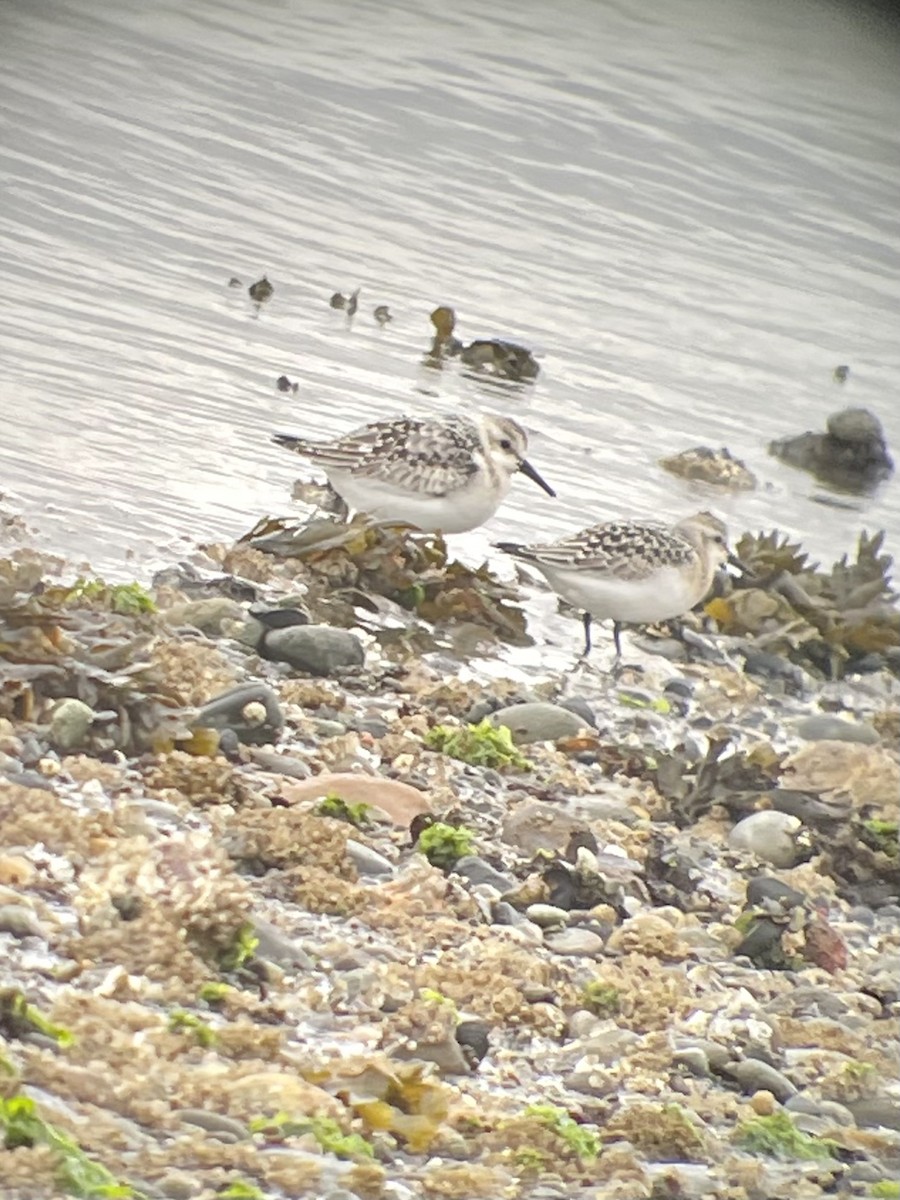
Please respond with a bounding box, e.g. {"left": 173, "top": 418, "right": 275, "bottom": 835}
{"left": 660, "top": 445, "right": 758, "bottom": 490}
{"left": 769, "top": 406, "right": 893, "bottom": 491}
{"left": 460, "top": 339, "right": 540, "bottom": 381}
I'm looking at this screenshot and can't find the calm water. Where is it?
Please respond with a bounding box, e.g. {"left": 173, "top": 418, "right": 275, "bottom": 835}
{"left": 1, "top": 0, "right": 899, "bottom": 577}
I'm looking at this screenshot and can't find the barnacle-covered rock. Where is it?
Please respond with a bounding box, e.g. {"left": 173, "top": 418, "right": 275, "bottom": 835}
{"left": 660, "top": 445, "right": 758, "bottom": 490}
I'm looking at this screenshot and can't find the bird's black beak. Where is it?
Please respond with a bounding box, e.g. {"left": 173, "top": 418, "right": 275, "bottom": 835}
{"left": 728, "top": 551, "right": 755, "bottom": 579}
{"left": 518, "top": 458, "right": 556, "bottom": 497}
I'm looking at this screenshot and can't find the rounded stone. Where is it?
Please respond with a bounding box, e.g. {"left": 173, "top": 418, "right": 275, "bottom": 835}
{"left": 795, "top": 714, "right": 879, "bottom": 744}
{"left": 49, "top": 698, "right": 94, "bottom": 750}
{"left": 826, "top": 406, "right": 884, "bottom": 444}
{"left": 345, "top": 839, "right": 393, "bottom": 877}
{"left": 488, "top": 702, "right": 587, "bottom": 745}
{"left": 750, "top": 1089, "right": 777, "bottom": 1116}
{"left": 0, "top": 904, "right": 45, "bottom": 938}
{"left": 264, "top": 624, "right": 365, "bottom": 675}
{"left": 194, "top": 683, "right": 284, "bottom": 745}
{"left": 728, "top": 811, "right": 802, "bottom": 868}
{"left": 526, "top": 903, "right": 570, "bottom": 929}
{"left": 733, "top": 1058, "right": 797, "bottom": 1101}
{"left": 544, "top": 928, "right": 604, "bottom": 957}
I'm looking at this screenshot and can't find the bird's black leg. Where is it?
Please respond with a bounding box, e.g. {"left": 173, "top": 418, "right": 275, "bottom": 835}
{"left": 613, "top": 620, "right": 623, "bottom": 660}
{"left": 581, "top": 612, "right": 593, "bottom": 657}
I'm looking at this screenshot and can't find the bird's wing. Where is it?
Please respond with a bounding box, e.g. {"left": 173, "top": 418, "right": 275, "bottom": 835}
{"left": 521, "top": 520, "right": 695, "bottom": 580}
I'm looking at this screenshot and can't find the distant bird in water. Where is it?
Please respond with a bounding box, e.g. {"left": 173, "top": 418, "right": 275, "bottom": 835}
{"left": 496, "top": 511, "right": 731, "bottom": 659}
{"left": 374, "top": 305, "right": 393, "bottom": 326}
{"left": 330, "top": 288, "right": 360, "bottom": 316}
{"left": 272, "top": 413, "right": 555, "bottom": 534}
{"left": 249, "top": 276, "right": 274, "bottom": 303}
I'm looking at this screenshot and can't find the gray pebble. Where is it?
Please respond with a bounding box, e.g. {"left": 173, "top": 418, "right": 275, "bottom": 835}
{"left": 345, "top": 839, "right": 393, "bottom": 877}
{"left": 733, "top": 1058, "right": 797, "bottom": 1101}
{"left": 673, "top": 1047, "right": 711, "bottom": 1077}
{"left": 453, "top": 856, "right": 517, "bottom": 893}
{"left": 558, "top": 697, "right": 597, "bottom": 727}
{"left": 544, "top": 928, "right": 604, "bottom": 957}
{"left": 174, "top": 1108, "right": 248, "bottom": 1137}
{"left": 175, "top": 1109, "right": 249, "bottom": 1140}
{"left": 489, "top": 701, "right": 587, "bottom": 744}
{"left": 795, "top": 714, "right": 879, "bottom": 744}
{"left": 0, "top": 905, "right": 45, "bottom": 939}
{"left": 846, "top": 1097, "right": 900, "bottom": 1131}
{"left": 785, "top": 1093, "right": 855, "bottom": 1126}
{"left": 264, "top": 624, "right": 364, "bottom": 675}
{"left": 194, "top": 682, "right": 284, "bottom": 745}
{"left": 728, "top": 811, "right": 801, "bottom": 868}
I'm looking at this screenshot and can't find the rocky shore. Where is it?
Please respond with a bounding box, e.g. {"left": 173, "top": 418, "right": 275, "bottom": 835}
{"left": 1, "top": 509, "right": 898, "bottom": 1200}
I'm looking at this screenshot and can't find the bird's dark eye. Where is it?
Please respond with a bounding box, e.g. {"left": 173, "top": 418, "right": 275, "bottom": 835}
{"left": 499, "top": 438, "right": 513, "bottom": 451}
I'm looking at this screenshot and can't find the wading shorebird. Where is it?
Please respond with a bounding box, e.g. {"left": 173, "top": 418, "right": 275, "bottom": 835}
{"left": 272, "top": 413, "right": 556, "bottom": 535}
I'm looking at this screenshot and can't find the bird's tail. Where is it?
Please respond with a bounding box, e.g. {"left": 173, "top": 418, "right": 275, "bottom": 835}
{"left": 272, "top": 433, "right": 309, "bottom": 453}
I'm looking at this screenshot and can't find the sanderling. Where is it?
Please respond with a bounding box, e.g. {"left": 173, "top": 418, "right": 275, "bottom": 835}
{"left": 272, "top": 413, "right": 556, "bottom": 534}
{"left": 496, "top": 511, "right": 730, "bottom": 658}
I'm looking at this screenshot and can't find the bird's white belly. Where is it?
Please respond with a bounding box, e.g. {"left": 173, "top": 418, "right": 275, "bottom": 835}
{"left": 544, "top": 563, "right": 704, "bottom": 624}
{"left": 326, "top": 469, "right": 509, "bottom": 534}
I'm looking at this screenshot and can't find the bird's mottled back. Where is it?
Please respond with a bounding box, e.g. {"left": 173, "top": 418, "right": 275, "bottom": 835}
{"left": 506, "top": 518, "right": 700, "bottom": 580}
{"left": 280, "top": 416, "right": 483, "bottom": 496}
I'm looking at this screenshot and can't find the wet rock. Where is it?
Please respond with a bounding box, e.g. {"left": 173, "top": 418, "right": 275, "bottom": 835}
{"left": 488, "top": 701, "right": 587, "bottom": 744}
{"left": 659, "top": 445, "right": 758, "bottom": 490}
{"left": 455, "top": 1018, "right": 490, "bottom": 1067}
{"left": 769, "top": 406, "right": 893, "bottom": 489}
{"left": 194, "top": 683, "right": 284, "bottom": 745}
{"left": 728, "top": 811, "right": 802, "bottom": 867}
{"left": 845, "top": 1098, "right": 900, "bottom": 1131}
{"left": 784, "top": 1094, "right": 855, "bottom": 1126}
{"left": 247, "top": 748, "right": 311, "bottom": 779}
{"left": 0, "top": 905, "right": 44, "bottom": 938}
{"left": 673, "top": 1047, "right": 712, "bottom": 1077}
{"left": 264, "top": 624, "right": 364, "bottom": 675}
{"left": 345, "top": 839, "right": 393, "bottom": 877}
{"left": 732, "top": 1058, "right": 798, "bottom": 1101}
{"left": 795, "top": 714, "right": 879, "bottom": 744}
{"left": 501, "top": 800, "right": 588, "bottom": 856}
{"left": 175, "top": 1109, "right": 250, "bottom": 1141}
{"left": 746, "top": 877, "right": 806, "bottom": 909}
{"left": 251, "top": 916, "right": 314, "bottom": 969}
{"left": 452, "top": 856, "right": 516, "bottom": 893}
{"left": 460, "top": 339, "right": 539, "bottom": 381}
{"left": 282, "top": 772, "right": 431, "bottom": 825}
{"left": 373, "top": 304, "right": 392, "bottom": 326}
{"left": 544, "top": 928, "right": 604, "bottom": 956}
{"left": 49, "top": 698, "right": 94, "bottom": 750}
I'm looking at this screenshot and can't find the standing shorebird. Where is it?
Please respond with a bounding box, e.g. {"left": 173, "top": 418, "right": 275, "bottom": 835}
{"left": 495, "top": 511, "right": 730, "bottom": 658}
{"left": 272, "top": 413, "right": 556, "bottom": 534}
